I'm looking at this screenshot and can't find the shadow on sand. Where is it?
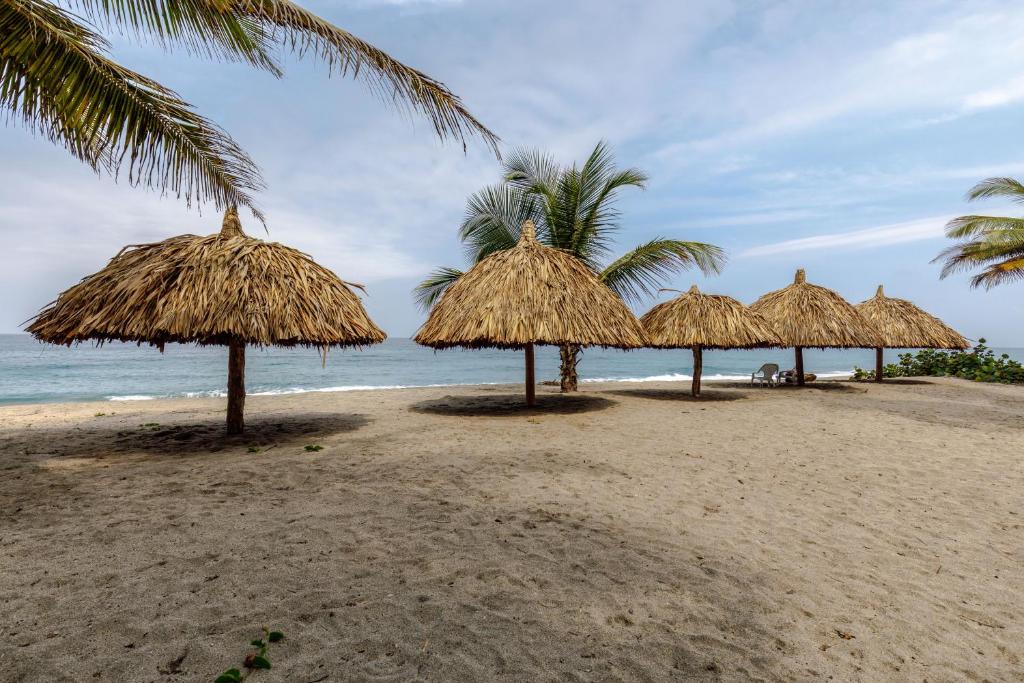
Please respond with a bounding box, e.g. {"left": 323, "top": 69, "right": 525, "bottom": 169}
{"left": 410, "top": 393, "right": 616, "bottom": 417}
{"left": 602, "top": 388, "right": 748, "bottom": 402}
{"left": 3, "top": 412, "right": 371, "bottom": 459}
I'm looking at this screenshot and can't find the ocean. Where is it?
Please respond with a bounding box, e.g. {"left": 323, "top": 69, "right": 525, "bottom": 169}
{"left": 0, "top": 334, "right": 1019, "bottom": 406}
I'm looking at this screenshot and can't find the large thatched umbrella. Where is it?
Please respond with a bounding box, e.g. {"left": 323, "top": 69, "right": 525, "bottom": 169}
{"left": 414, "top": 220, "right": 646, "bottom": 406}
{"left": 27, "top": 208, "right": 386, "bottom": 434}
{"left": 750, "top": 269, "right": 880, "bottom": 386}
{"left": 641, "top": 285, "right": 782, "bottom": 397}
{"left": 855, "top": 285, "right": 968, "bottom": 382}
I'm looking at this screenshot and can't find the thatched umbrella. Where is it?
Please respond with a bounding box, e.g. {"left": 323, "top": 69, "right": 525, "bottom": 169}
{"left": 414, "top": 220, "right": 646, "bottom": 406}
{"left": 641, "top": 285, "right": 782, "bottom": 397}
{"left": 855, "top": 285, "right": 968, "bottom": 382}
{"left": 27, "top": 208, "right": 386, "bottom": 434}
{"left": 750, "top": 269, "right": 880, "bottom": 386}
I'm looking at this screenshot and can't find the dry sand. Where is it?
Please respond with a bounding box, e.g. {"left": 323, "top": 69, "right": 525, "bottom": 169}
{"left": 0, "top": 377, "right": 1021, "bottom": 682}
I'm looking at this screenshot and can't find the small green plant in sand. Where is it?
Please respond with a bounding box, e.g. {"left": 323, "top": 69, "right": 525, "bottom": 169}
{"left": 214, "top": 627, "right": 284, "bottom": 682}
{"left": 247, "top": 446, "right": 261, "bottom": 453}
{"left": 141, "top": 422, "right": 160, "bottom": 428}
{"left": 304, "top": 444, "right": 324, "bottom": 452}
{"left": 94, "top": 412, "right": 107, "bottom": 417}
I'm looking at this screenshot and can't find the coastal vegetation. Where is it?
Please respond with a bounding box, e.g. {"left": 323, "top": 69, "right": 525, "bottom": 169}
{"left": 935, "top": 177, "right": 1024, "bottom": 288}
{"left": 0, "top": 0, "right": 497, "bottom": 219}
{"left": 851, "top": 339, "right": 1024, "bottom": 383}
{"left": 415, "top": 141, "right": 725, "bottom": 391}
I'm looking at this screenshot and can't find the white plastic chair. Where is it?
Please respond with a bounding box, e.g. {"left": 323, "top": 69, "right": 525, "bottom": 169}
{"left": 751, "top": 363, "right": 779, "bottom": 387}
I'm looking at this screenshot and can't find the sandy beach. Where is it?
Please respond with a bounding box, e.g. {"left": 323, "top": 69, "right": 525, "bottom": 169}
{"left": 0, "top": 377, "right": 1021, "bottom": 681}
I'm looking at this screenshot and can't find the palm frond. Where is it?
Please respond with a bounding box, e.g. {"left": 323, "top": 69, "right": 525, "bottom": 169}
{"left": 572, "top": 165, "right": 648, "bottom": 259}
{"left": 1, "top": 0, "right": 264, "bottom": 217}
{"left": 72, "top": 0, "right": 282, "bottom": 73}
{"left": 944, "top": 214, "right": 1024, "bottom": 239}
{"left": 934, "top": 231, "right": 1024, "bottom": 279}
{"left": 413, "top": 266, "right": 464, "bottom": 311}
{"left": 966, "top": 177, "right": 1024, "bottom": 204}
{"left": 599, "top": 239, "right": 726, "bottom": 304}
{"left": 970, "top": 257, "right": 1024, "bottom": 288}
{"left": 235, "top": 0, "right": 497, "bottom": 153}
{"left": 459, "top": 184, "right": 541, "bottom": 261}
{"left": 503, "top": 146, "right": 559, "bottom": 189}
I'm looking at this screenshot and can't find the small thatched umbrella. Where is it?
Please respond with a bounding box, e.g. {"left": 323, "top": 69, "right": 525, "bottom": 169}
{"left": 750, "top": 269, "right": 880, "bottom": 386}
{"left": 855, "top": 285, "right": 969, "bottom": 382}
{"left": 641, "top": 285, "right": 782, "bottom": 397}
{"left": 414, "top": 220, "right": 646, "bottom": 406}
{"left": 27, "top": 208, "right": 386, "bottom": 434}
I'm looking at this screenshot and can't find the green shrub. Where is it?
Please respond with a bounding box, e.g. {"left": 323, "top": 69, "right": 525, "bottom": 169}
{"left": 851, "top": 339, "right": 1023, "bottom": 384}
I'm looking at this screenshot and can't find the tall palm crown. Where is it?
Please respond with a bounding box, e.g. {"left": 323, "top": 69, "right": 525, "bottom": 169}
{"left": 935, "top": 177, "right": 1024, "bottom": 288}
{"left": 415, "top": 141, "right": 725, "bottom": 309}
{"left": 415, "top": 141, "right": 725, "bottom": 391}
{"left": 1, "top": 0, "right": 498, "bottom": 220}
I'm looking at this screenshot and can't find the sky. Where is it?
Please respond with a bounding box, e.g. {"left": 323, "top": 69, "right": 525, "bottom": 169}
{"left": 3, "top": 0, "right": 1024, "bottom": 343}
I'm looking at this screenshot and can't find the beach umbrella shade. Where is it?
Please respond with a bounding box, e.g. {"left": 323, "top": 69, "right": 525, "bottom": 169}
{"left": 855, "top": 285, "right": 969, "bottom": 382}
{"left": 414, "top": 220, "right": 647, "bottom": 406}
{"left": 750, "top": 269, "right": 880, "bottom": 386}
{"left": 26, "top": 208, "right": 386, "bottom": 434}
{"left": 641, "top": 285, "right": 782, "bottom": 397}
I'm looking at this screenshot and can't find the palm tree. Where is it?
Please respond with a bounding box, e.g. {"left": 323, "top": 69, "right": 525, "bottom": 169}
{"left": 935, "top": 177, "right": 1024, "bottom": 288}
{"left": 415, "top": 141, "right": 726, "bottom": 391}
{"left": 1, "top": 0, "right": 498, "bottom": 220}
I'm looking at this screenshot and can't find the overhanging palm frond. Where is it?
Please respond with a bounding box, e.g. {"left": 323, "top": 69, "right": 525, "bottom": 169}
{"left": 1, "top": 0, "right": 264, "bottom": 217}
{"left": 599, "top": 239, "right": 726, "bottom": 304}
{"left": 74, "top": 0, "right": 499, "bottom": 153}
{"left": 414, "top": 266, "right": 464, "bottom": 311}
{"left": 237, "top": 0, "right": 498, "bottom": 153}
{"left": 73, "top": 0, "right": 282, "bottom": 73}
{"left": 965, "top": 177, "right": 1024, "bottom": 203}
{"left": 460, "top": 184, "right": 541, "bottom": 261}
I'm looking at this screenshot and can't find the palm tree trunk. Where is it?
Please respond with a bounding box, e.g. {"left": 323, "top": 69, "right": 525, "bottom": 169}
{"left": 227, "top": 340, "right": 246, "bottom": 435}
{"left": 875, "top": 347, "right": 884, "bottom": 382}
{"left": 691, "top": 346, "right": 702, "bottom": 397}
{"left": 559, "top": 344, "right": 580, "bottom": 392}
{"left": 525, "top": 343, "right": 536, "bottom": 407}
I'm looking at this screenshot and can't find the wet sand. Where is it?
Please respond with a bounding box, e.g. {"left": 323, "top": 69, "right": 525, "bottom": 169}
{"left": 0, "top": 377, "right": 1021, "bottom": 681}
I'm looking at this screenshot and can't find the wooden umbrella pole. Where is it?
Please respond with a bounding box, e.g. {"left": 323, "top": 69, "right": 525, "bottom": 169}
{"left": 227, "top": 340, "right": 246, "bottom": 434}
{"left": 525, "top": 343, "right": 536, "bottom": 407}
{"left": 691, "top": 346, "right": 702, "bottom": 398}
{"left": 795, "top": 346, "right": 805, "bottom": 386}
{"left": 875, "top": 347, "right": 884, "bottom": 382}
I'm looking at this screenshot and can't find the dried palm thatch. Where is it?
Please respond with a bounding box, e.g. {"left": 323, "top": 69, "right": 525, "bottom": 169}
{"left": 415, "top": 220, "right": 646, "bottom": 405}
{"left": 750, "top": 269, "right": 880, "bottom": 385}
{"left": 855, "top": 285, "right": 968, "bottom": 381}
{"left": 27, "top": 208, "right": 386, "bottom": 433}
{"left": 641, "top": 285, "right": 781, "bottom": 397}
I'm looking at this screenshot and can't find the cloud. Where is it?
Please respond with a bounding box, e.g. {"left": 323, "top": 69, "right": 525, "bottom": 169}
{"left": 963, "top": 74, "right": 1024, "bottom": 111}
{"left": 739, "top": 216, "right": 954, "bottom": 257}
{"left": 649, "top": 6, "right": 1024, "bottom": 163}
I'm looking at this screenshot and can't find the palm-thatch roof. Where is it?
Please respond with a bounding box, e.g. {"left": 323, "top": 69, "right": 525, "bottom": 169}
{"left": 855, "top": 285, "right": 968, "bottom": 349}
{"left": 750, "top": 269, "right": 880, "bottom": 348}
{"left": 414, "top": 221, "right": 647, "bottom": 349}
{"left": 27, "top": 208, "right": 386, "bottom": 349}
{"left": 641, "top": 285, "right": 782, "bottom": 349}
